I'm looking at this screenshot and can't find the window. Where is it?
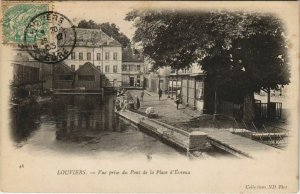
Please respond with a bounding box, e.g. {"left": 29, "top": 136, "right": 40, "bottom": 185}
{"left": 105, "top": 52, "right": 109, "bottom": 60}
{"left": 137, "top": 65, "right": 140, "bottom": 71}
{"left": 113, "top": 52, "right": 118, "bottom": 60}
{"left": 58, "top": 75, "right": 72, "bottom": 80}
{"left": 113, "top": 65, "right": 117, "bottom": 73}
{"left": 122, "top": 65, "right": 127, "bottom": 71}
{"left": 87, "top": 52, "right": 91, "bottom": 60}
{"left": 97, "top": 53, "right": 101, "bottom": 61}
{"left": 71, "top": 52, "right": 75, "bottom": 59}
{"left": 96, "top": 66, "right": 101, "bottom": 70}
{"left": 137, "top": 75, "right": 140, "bottom": 79}
{"left": 78, "top": 75, "right": 95, "bottom": 81}
{"left": 196, "top": 80, "right": 204, "bottom": 100}
{"left": 129, "top": 65, "right": 135, "bottom": 71}
{"left": 79, "top": 52, "right": 83, "bottom": 60}
{"left": 71, "top": 65, "right": 75, "bottom": 70}
{"left": 105, "top": 65, "right": 110, "bottom": 73}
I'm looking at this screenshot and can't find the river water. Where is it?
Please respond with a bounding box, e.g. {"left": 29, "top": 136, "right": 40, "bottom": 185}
{"left": 10, "top": 94, "right": 187, "bottom": 159}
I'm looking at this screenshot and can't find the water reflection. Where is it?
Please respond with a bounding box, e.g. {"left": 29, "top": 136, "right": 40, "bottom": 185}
{"left": 11, "top": 102, "right": 40, "bottom": 143}
{"left": 53, "top": 95, "right": 123, "bottom": 141}
{"left": 10, "top": 94, "right": 185, "bottom": 158}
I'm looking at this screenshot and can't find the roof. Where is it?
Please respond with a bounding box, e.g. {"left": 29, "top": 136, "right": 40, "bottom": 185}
{"left": 62, "top": 28, "right": 122, "bottom": 47}
{"left": 122, "top": 48, "right": 144, "bottom": 62}
{"left": 56, "top": 61, "right": 75, "bottom": 72}
{"left": 77, "top": 62, "right": 102, "bottom": 74}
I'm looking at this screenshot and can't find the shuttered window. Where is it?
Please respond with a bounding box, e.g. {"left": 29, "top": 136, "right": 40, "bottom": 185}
{"left": 113, "top": 65, "right": 117, "bottom": 73}
{"left": 87, "top": 52, "right": 91, "bottom": 60}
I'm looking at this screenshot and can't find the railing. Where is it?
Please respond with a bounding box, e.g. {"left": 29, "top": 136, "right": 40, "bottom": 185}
{"left": 231, "top": 118, "right": 288, "bottom": 149}
{"left": 254, "top": 102, "right": 282, "bottom": 120}
{"left": 251, "top": 122, "right": 288, "bottom": 148}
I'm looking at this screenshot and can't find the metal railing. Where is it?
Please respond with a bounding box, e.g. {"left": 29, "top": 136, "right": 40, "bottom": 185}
{"left": 231, "top": 118, "right": 288, "bottom": 149}
{"left": 254, "top": 102, "right": 282, "bottom": 120}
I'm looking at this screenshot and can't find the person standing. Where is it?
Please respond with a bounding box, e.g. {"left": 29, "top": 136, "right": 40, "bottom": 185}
{"left": 175, "top": 94, "right": 181, "bottom": 110}
{"left": 140, "top": 90, "right": 144, "bottom": 102}
{"left": 158, "top": 88, "right": 162, "bottom": 100}
{"left": 136, "top": 96, "right": 140, "bottom": 109}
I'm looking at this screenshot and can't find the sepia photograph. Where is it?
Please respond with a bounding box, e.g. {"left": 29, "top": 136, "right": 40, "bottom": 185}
{"left": 0, "top": 1, "right": 298, "bottom": 192}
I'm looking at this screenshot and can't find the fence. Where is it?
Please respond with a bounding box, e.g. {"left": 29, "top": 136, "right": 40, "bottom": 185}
{"left": 232, "top": 119, "right": 288, "bottom": 149}
{"left": 218, "top": 101, "right": 243, "bottom": 119}
{"left": 254, "top": 102, "right": 282, "bottom": 120}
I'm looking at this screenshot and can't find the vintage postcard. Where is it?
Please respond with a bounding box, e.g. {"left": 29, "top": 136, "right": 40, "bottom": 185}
{"left": 0, "top": 1, "right": 299, "bottom": 193}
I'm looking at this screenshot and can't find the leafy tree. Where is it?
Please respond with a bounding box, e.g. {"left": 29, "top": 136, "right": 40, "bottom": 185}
{"left": 77, "top": 20, "right": 131, "bottom": 47}
{"left": 126, "top": 9, "right": 290, "bottom": 120}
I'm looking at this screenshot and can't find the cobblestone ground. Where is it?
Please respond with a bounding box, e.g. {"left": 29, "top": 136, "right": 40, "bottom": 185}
{"left": 128, "top": 90, "right": 234, "bottom": 132}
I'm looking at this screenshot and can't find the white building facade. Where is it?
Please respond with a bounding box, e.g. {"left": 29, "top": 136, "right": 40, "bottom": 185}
{"left": 63, "top": 28, "right": 122, "bottom": 87}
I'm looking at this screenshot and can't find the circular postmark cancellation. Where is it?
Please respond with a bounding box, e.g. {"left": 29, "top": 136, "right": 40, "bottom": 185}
{"left": 24, "top": 11, "right": 76, "bottom": 64}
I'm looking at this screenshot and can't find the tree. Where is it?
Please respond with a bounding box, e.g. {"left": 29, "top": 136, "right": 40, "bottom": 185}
{"left": 126, "top": 9, "right": 290, "bottom": 120}
{"left": 77, "top": 20, "right": 131, "bottom": 47}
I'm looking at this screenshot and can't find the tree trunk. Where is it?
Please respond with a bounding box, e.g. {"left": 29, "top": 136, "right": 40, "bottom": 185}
{"left": 213, "top": 90, "right": 218, "bottom": 121}
{"left": 243, "top": 92, "right": 255, "bottom": 122}
{"left": 267, "top": 87, "right": 272, "bottom": 119}
{"left": 267, "top": 87, "right": 271, "bottom": 104}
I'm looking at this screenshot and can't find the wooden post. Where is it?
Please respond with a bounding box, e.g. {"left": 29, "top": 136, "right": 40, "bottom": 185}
{"left": 267, "top": 87, "right": 271, "bottom": 119}
{"left": 194, "top": 78, "right": 196, "bottom": 110}
{"left": 187, "top": 76, "right": 189, "bottom": 104}
{"left": 213, "top": 90, "right": 217, "bottom": 120}
{"left": 202, "top": 76, "right": 206, "bottom": 114}
{"left": 176, "top": 70, "right": 178, "bottom": 96}
{"left": 171, "top": 77, "right": 174, "bottom": 98}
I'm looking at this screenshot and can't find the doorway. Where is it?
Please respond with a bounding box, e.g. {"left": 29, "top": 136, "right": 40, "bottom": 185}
{"left": 130, "top": 77, "right": 134, "bottom": 86}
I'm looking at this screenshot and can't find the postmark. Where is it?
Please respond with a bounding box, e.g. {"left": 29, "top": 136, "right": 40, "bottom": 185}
{"left": 23, "top": 11, "right": 76, "bottom": 64}
{"left": 2, "top": 3, "right": 50, "bottom": 45}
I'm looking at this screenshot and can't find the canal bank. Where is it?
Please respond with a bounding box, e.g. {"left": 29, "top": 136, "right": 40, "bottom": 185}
{"left": 11, "top": 93, "right": 234, "bottom": 159}
{"left": 124, "top": 90, "right": 282, "bottom": 159}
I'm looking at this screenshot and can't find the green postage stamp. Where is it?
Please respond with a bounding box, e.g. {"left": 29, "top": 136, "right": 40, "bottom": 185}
{"left": 2, "top": 2, "right": 50, "bottom": 44}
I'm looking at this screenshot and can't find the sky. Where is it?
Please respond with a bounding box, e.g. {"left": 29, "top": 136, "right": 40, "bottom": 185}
{"left": 55, "top": 2, "right": 137, "bottom": 40}
{"left": 54, "top": 1, "right": 298, "bottom": 43}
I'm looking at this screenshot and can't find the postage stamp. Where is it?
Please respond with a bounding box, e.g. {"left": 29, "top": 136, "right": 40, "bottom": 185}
{"left": 2, "top": 2, "right": 51, "bottom": 45}
{"left": 23, "top": 11, "right": 76, "bottom": 63}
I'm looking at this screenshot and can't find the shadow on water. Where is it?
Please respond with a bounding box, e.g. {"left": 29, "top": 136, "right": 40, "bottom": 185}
{"left": 11, "top": 95, "right": 120, "bottom": 143}
{"left": 10, "top": 102, "right": 41, "bottom": 143}
{"left": 10, "top": 94, "right": 187, "bottom": 158}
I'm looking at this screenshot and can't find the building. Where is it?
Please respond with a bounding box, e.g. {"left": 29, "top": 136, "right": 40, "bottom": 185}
{"left": 145, "top": 63, "right": 207, "bottom": 112}
{"left": 53, "top": 62, "right": 102, "bottom": 90}
{"left": 121, "top": 48, "right": 145, "bottom": 88}
{"left": 168, "top": 64, "right": 206, "bottom": 112}
{"left": 53, "top": 62, "right": 75, "bottom": 89}
{"left": 74, "top": 62, "right": 102, "bottom": 90}
{"left": 146, "top": 66, "right": 171, "bottom": 93}
{"left": 63, "top": 28, "right": 122, "bottom": 87}
{"left": 169, "top": 73, "right": 206, "bottom": 112}
{"left": 11, "top": 51, "right": 51, "bottom": 100}
{"left": 12, "top": 50, "right": 53, "bottom": 91}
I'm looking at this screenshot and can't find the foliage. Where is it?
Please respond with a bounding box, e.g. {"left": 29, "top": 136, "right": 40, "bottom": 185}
{"left": 77, "top": 20, "right": 131, "bottom": 47}
{"left": 126, "top": 10, "right": 290, "bottom": 102}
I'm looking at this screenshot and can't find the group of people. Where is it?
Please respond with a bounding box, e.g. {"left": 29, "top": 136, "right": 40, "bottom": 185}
{"left": 115, "top": 89, "right": 142, "bottom": 112}
{"left": 115, "top": 88, "right": 182, "bottom": 112}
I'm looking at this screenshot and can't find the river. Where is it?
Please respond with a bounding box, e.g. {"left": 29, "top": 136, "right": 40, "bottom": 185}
{"left": 10, "top": 94, "right": 188, "bottom": 159}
